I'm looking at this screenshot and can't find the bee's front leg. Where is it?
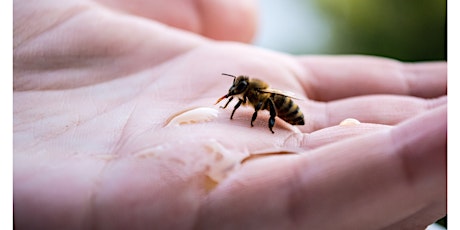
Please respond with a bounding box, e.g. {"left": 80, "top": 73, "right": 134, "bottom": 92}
{"left": 220, "top": 96, "right": 234, "bottom": 109}
{"left": 230, "top": 99, "right": 243, "bottom": 119}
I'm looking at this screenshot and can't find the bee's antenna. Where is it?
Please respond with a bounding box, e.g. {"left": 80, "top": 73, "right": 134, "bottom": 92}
{"left": 222, "top": 73, "right": 236, "bottom": 79}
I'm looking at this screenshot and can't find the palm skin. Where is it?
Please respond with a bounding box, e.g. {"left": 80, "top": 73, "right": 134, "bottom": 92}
{"left": 14, "top": 0, "right": 446, "bottom": 229}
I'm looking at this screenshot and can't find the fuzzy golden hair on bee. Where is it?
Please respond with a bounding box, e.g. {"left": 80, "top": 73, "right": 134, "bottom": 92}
{"left": 215, "top": 73, "right": 305, "bottom": 133}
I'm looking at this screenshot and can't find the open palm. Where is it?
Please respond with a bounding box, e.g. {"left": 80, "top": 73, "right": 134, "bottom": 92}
{"left": 14, "top": 0, "right": 446, "bottom": 229}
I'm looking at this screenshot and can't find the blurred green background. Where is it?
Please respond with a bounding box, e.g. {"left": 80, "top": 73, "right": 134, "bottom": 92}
{"left": 254, "top": 0, "right": 447, "bottom": 61}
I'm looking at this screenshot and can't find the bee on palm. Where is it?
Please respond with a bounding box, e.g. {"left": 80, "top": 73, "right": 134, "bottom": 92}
{"left": 215, "top": 73, "right": 305, "bottom": 133}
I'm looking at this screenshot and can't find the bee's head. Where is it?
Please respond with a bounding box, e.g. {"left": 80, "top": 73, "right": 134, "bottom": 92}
{"left": 214, "top": 73, "right": 250, "bottom": 105}
{"left": 222, "top": 73, "right": 249, "bottom": 96}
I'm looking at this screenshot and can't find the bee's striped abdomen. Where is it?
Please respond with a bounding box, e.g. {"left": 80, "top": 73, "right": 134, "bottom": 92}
{"left": 272, "top": 94, "right": 305, "bottom": 125}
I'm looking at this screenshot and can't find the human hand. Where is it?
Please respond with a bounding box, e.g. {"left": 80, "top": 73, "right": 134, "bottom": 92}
{"left": 14, "top": 0, "right": 446, "bottom": 229}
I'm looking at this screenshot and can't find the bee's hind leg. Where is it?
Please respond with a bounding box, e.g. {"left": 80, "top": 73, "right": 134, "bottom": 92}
{"left": 267, "top": 99, "right": 277, "bottom": 134}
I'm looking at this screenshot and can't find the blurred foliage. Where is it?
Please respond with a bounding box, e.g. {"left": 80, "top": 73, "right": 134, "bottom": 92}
{"left": 311, "top": 0, "right": 446, "bottom": 61}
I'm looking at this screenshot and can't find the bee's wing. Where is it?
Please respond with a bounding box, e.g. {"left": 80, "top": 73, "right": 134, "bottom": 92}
{"left": 258, "top": 88, "right": 304, "bottom": 100}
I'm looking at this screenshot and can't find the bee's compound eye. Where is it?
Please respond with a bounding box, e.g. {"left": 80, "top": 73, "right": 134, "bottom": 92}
{"left": 236, "top": 81, "right": 248, "bottom": 91}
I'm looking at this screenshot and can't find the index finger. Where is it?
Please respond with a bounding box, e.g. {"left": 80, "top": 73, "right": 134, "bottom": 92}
{"left": 297, "top": 56, "right": 447, "bottom": 101}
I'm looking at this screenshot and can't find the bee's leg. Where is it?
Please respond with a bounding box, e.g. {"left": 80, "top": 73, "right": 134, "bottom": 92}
{"left": 267, "top": 99, "right": 277, "bottom": 134}
{"left": 220, "top": 96, "right": 234, "bottom": 109}
{"left": 251, "top": 102, "right": 263, "bottom": 127}
{"left": 230, "top": 99, "right": 243, "bottom": 119}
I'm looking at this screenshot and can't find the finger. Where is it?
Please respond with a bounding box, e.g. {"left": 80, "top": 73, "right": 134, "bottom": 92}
{"left": 196, "top": 105, "right": 446, "bottom": 229}
{"left": 297, "top": 56, "right": 447, "bottom": 101}
{"left": 301, "top": 95, "right": 446, "bottom": 132}
{"left": 93, "top": 0, "right": 258, "bottom": 42}
{"left": 14, "top": 1, "right": 206, "bottom": 91}
{"left": 380, "top": 203, "right": 446, "bottom": 230}
{"left": 194, "top": 0, "right": 258, "bottom": 42}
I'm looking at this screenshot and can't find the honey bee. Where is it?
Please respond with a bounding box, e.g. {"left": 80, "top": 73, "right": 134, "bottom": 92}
{"left": 215, "top": 73, "right": 305, "bottom": 133}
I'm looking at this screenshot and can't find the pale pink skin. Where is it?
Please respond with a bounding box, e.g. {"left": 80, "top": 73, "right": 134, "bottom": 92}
{"left": 14, "top": 0, "right": 446, "bottom": 229}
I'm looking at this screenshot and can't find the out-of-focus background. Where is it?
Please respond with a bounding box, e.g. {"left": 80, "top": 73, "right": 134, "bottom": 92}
{"left": 253, "top": 0, "right": 447, "bottom": 61}
{"left": 253, "top": 0, "right": 447, "bottom": 228}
